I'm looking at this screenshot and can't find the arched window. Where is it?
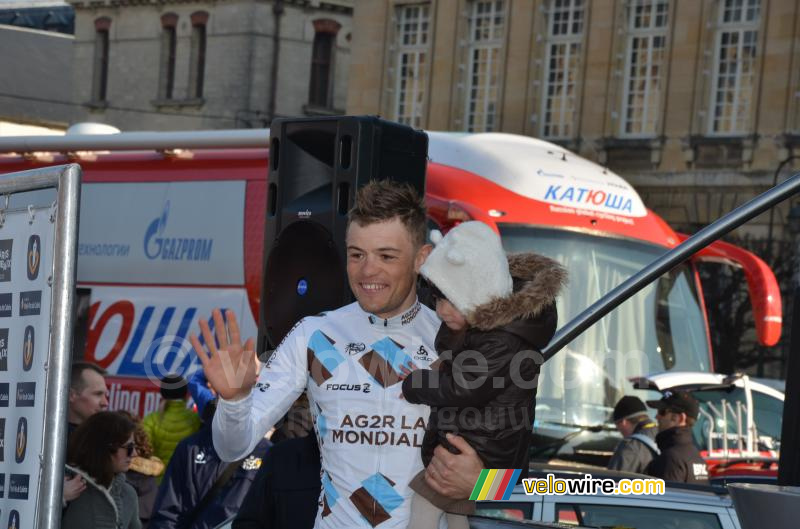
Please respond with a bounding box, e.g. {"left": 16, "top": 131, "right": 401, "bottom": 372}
{"left": 189, "top": 11, "right": 209, "bottom": 99}
{"left": 159, "top": 13, "right": 178, "bottom": 100}
{"left": 308, "top": 19, "right": 341, "bottom": 108}
{"left": 92, "top": 17, "right": 111, "bottom": 102}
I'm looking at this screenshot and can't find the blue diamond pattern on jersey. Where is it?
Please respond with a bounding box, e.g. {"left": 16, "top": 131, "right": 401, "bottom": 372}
{"left": 371, "top": 337, "right": 415, "bottom": 373}
{"left": 322, "top": 471, "right": 339, "bottom": 507}
{"left": 362, "top": 473, "right": 404, "bottom": 513}
{"left": 308, "top": 330, "right": 345, "bottom": 385}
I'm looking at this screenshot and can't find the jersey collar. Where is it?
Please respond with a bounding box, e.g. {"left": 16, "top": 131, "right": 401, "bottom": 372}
{"left": 366, "top": 300, "right": 422, "bottom": 331}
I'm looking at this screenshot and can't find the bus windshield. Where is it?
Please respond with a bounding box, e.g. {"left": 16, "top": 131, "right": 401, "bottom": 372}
{"left": 499, "top": 225, "right": 711, "bottom": 427}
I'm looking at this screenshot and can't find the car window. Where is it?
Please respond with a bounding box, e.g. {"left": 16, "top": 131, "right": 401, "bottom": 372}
{"left": 476, "top": 501, "right": 533, "bottom": 521}
{"left": 691, "top": 388, "right": 783, "bottom": 449}
{"left": 555, "top": 503, "right": 723, "bottom": 529}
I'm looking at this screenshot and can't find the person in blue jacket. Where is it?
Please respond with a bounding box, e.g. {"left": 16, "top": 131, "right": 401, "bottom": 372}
{"left": 149, "top": 400, "right": 271, "bottom": 529}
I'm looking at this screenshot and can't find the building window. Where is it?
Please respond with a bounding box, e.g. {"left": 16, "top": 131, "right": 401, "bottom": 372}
{"left": 464, "top": 0, "right": 506, "bottom": 132}
{"left": 709, "top": 0, "right": 760, "bottom": 135}
{"left": 621, "top": 0, "right": 669, "bottom": 137}
{"left": 92, "top": 17, "right": 111, "bottom": 102}
{"left": 159, "top": 13, "right": 178, "bottom": 100}
{"left": 541, "top": 0, "right": 585, "bottom": 139}
{"left": 309, "top": 19, "right": 341, "bottom": 108}
{"left": 393, "top": 4, "right": 431, "bottom": 128}
{"left": 189, "top": 11, "right": 209, "bottom": 99}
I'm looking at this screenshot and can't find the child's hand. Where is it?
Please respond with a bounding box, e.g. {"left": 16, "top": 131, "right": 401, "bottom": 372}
{"left": 398, "top": 365, "right": 414, "bottom": 381}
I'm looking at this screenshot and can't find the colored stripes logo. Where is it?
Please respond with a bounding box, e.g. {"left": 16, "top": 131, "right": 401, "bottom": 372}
{"left": 470, "top": 469, "right": 521, "bottom": 501}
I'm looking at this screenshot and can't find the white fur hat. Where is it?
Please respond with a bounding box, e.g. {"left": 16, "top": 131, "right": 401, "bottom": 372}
{"left": 421, "top": 221, "right": 513, "bottom": 316}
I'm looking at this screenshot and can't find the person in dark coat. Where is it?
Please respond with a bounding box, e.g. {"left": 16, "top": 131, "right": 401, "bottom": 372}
{"left": 401, "top": 221, "right": 567, "bottom": 527}
{"left": 645, "top": 391, "right": 710, "bottom": 484}
{"left": 121, "top": 410, "right": 166, "bottom": 529}
{"left": 232, "top": 434, "right": 321, "bottom": 529}
{"left": 149, "top": 401, "right": 271, "bottom": 529}
{"left": 607, "top": 396, "right": 659, "bottom": 474}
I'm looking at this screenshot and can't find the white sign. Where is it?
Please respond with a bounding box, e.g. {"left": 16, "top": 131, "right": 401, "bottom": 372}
{"left": 0, "top": 204, "right": 55, "bottom": 529}
{"left": 77, "top": 181, "right": 246, "bottom": 286}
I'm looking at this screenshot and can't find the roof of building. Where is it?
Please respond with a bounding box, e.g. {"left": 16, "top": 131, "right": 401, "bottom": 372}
{"left": 0, "top": 3, "right": 73, "bottom": 34}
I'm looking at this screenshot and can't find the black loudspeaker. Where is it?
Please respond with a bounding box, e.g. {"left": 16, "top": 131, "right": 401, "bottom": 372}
{"left": 258, "top": 116, "right": 428, "bottom": 352}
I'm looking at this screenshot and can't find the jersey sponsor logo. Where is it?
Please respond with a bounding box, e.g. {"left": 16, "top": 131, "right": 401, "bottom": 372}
{"left": 255, "top": 382, "right": 271, "bottom": 392}
{"left": 413, "top": 345, "right": 431, "bottom": 362}
{"left": 324, "top": 383, "right": 371, "bottom": 394}
{"left": 194, "top": 451, "right": 208, "bottom": 464}
{"left": 400, "top": 302, "right": 421, "bottom": 325}
{"left": 329, "top": 414, "right": 425, "bottom": 448}
{"left": 344, "top": 342, "right": 366, "bottom": 355}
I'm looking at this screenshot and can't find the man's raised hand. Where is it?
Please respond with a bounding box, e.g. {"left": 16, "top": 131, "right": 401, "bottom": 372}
{"left": 190, "top": 309, "right": 259, "bottom": 401}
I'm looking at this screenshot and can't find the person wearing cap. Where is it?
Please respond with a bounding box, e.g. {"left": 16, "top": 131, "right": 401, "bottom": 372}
{"left": 645, "top": 390, "right": 710, "bottom": 484}
{"left": 142, "top": 374, "right": 202, "bottom": 474}
{"left": 401, "top": 221, "right": 567, "bottom": 528}
{"left": 607, "top": 396, "right": 659, "bottom": 473}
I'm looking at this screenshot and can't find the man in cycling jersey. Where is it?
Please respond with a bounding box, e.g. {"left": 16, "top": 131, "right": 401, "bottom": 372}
{"left": 192, "top": 180, "right": 484, "bottom": 528}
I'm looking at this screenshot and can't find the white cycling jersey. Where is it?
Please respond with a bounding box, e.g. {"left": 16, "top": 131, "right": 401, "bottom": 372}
{"left": 213, "top": 300, "right": 441, "bottom": 528}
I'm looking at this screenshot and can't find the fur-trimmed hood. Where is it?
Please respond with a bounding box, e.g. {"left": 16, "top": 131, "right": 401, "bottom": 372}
{"left": 468, "top": 252, "right": 567, "bottom": 331}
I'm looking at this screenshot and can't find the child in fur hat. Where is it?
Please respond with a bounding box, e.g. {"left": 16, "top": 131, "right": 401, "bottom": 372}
{"left": 401, "top": 221, "right": 566, "bottom": 528}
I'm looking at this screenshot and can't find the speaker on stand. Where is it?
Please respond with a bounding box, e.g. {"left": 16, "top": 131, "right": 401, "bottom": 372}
{"left": 258, "top": 116, "right": 428, "bottom": 353}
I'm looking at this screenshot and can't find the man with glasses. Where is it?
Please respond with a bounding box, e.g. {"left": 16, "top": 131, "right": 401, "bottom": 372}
{"left": 645, "top": 391, "right": 709, "bottom": 484}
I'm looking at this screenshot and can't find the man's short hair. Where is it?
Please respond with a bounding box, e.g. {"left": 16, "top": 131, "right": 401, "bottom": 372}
{"left": 348, "top": 180, "right": 427, "bottom": 249}
{"left": 160, "top": 374, "right": 188, "bottom": 400}
{"left": 70, "top": 361, "right": 107, "bottom": 392}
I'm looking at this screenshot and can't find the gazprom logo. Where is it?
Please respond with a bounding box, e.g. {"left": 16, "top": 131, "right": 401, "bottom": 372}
{"left": 144, "top": 201, "right": 213, "bottom": 262}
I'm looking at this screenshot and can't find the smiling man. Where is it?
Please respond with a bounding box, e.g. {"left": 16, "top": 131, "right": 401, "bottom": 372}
{"left": 192, "top": 180, "right": 484, "bottom": 528}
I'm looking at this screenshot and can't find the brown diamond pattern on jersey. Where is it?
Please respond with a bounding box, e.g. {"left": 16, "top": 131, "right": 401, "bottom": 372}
{"left": 349, "top": 472, "right": 403, "bottom": 527}
{"left": 307, "top": 330, "right": 345, "bottom": 386}
{"left": 358, "top": 336, "right": 416, "bottom": 388}
{"left": 350, "top": 488, "right": 391, "bottom": 527}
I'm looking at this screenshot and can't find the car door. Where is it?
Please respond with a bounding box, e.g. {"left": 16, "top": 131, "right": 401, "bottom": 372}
{"left": 540, "top": 494, "right": 738, "bottom": 529}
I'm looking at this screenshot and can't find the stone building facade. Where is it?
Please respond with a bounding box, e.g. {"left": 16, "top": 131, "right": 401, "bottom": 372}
{"left": 347, "top": 0, "right": 800, "bottom": 376}
{"left": 68, "top": 0, "right": 353, "bottom": 130}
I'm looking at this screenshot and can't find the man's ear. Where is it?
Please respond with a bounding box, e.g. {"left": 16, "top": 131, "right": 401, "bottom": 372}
{"left": 414, "top": 243, "right": 433, "bottom": 273}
